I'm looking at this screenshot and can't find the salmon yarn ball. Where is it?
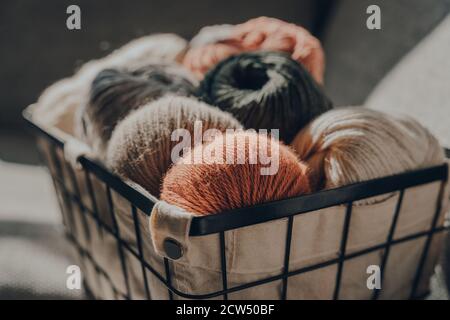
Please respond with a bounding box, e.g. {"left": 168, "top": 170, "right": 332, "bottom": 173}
{"left": 232, "top": 16, "right": 325, "bottom": 84}
{"left": 182, "top": 17, "right": 325, "bottom": 83}
{"left": 161, "top": 132, "right": 312, "bottom": 215}
{"left": 183, "top": 24, "right": 241, "bottom": 79}
{"left": 291, "top": 107, "right": 444, "bottom": 190}
{"left": 106, "top": 96, "right": 242, "bottom": 197}
{"left": 182, "top": 42, "right": 242, "bottom": 79}
{"left": 199, "top": 51, "right": 332, "bottom": 144}
{"left": 78, "top": 63, "right": 197, "bottom": 157}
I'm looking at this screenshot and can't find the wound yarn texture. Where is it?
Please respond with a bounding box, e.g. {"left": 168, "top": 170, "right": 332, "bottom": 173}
{"left": 106, "top": 96, "right": 242, "bottom": 197}
{"left": 198, "top": 51, "right": 332, "bottom": 143}
{"left": 161, "top": 131, "right": 312, "bottom": 215}
{"left": 79, "top": 63, "right": 197, "bottom": 157}
{"left": 291, "top": 107, "right": 444, "bottom": 191}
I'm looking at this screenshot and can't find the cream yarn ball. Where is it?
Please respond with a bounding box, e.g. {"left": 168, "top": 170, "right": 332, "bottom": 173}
{"left": 32, "top": 33, "right": 188, "bottom": 135}
{"left": 291, "top": 107, "right": 444, "bottom": 191}
{"left": 106, "top": 96, "right": 242, "bottom": 196}
{"left": 189, "top": 24, "right": 235, "bottom": 47}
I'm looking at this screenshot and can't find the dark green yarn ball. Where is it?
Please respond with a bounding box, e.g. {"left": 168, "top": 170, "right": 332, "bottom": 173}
{"left": 198, "top": 51, "right": 332, "bottom": 143}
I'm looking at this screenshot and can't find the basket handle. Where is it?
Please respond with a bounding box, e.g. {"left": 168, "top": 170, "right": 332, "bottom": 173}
{"left": 149, "top": 201, "right": 193, "bottom": 260}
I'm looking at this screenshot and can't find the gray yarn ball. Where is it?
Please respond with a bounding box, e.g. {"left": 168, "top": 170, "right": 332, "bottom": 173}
{"left": 198, "top": 51, "right": 333, "bottom": 143}
{"left": 80, "top": 63, "right": 197, "bottom": 156}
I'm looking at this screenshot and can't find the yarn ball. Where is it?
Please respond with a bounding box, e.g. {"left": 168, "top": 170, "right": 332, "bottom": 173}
{"left": 183, "top": 24, "right": 240, "bottom": 79}
{"left": 190, "top": 24, "right": 235, "bottom": 47}
{"left": 161, "top": 131, "right": 312, "bottom": 215}
{"left": 291, "top": 107, "right": 444, "bottom": 191}
{"left": 198, "top": 51, "right": 333, "bottom": 143}
{"left": 182, "top": 42, "right": 242, "bottom": 80}
{"left": 106, "top": 96, "right": 242, "bottom": 197}
{"left": 79, "top": 63, "right": 197, "bottom": 156}
{"left": 233, "top": 16, "right": 325, "bottom": 84}
{"left": 33, "top": 33, "right": 187, "bottom": 134}
{"left": 182, "top": 17, "right": 325, "bottom": 83}
{"left": 102, "top": 33, "right": 187, "bottom": 66}
{"left": 76, "top": 33, "right": 188, "bottom": 85}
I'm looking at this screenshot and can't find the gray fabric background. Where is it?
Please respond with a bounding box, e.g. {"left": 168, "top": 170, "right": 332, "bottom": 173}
{"left": 322, "top": 0, "right": 450, "bottom": 106}
{"left": 0, "top": 0, "right": 322, "bottom": 129}
{"left": 366, "top": 15, "right": 450, "bottom": 148}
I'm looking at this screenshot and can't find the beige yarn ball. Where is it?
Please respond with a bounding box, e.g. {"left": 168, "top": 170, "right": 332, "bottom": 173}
{"left": 106, "top": 96, "right": 242, "bottom": 196}
{"left": 33, "top": 33, "right": 188, "bottom": 135}
{"left": 291, "top": 107, "right": 444, "bottom": 192}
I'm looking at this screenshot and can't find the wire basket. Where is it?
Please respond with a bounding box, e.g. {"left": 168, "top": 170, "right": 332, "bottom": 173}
{"left": 25, "top": 112, "right": 450, "bottom": 300}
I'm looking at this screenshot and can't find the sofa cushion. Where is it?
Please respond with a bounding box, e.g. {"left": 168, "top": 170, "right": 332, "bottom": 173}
{"left": 322, "top": 0, "right": 450, "bottom": 105}
{"left": 366, "top": 15, "right": 450, "bottom": 148}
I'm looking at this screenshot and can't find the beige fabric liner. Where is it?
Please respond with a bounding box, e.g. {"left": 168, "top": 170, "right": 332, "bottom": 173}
{"left": 37, "top": 126, "right": 450, "bottom": 300}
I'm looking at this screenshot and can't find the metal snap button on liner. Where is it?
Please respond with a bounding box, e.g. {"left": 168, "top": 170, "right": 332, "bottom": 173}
{"left": 163, "top": 238, "right": 183, "bottom": 260}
